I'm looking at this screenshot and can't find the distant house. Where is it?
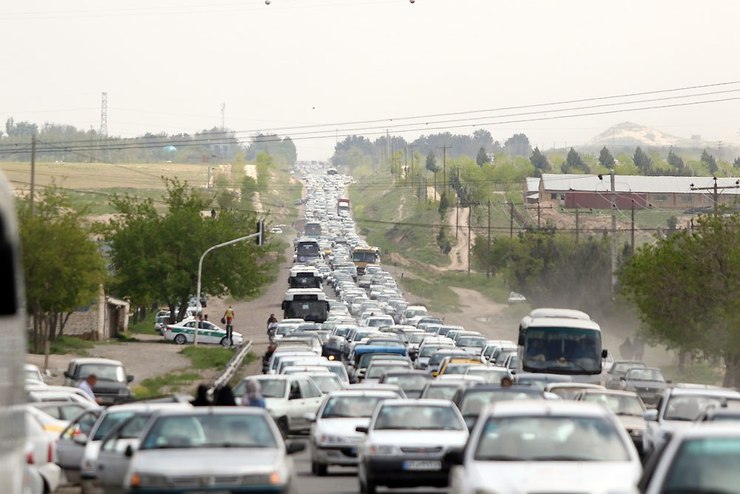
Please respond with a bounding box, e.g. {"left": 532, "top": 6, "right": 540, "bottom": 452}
{"left": 63, "top": 286, "right": 130, "bottom": 340}
{"left": 533, "top": 174, "right": 740, "bottom": 211}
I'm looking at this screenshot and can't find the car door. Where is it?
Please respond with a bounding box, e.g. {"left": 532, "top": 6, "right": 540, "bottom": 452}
{"left": 96, "top": 414, "right": 153, "bottom": 494}
{"left": 286, "top": 379, "right": 305, "bottom": 430}
{"left": 56, "top": 409, "right": 102, "bottom": 482}
{"left": 296, "top": 378, "right": 323, "bottom": 430}
{"left": 204, "top": 321, "right": 222, "bottom": 344}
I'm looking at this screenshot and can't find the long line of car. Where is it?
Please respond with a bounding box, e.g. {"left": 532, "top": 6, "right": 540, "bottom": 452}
{"left": 22, "top": 162, "right": 740, "bottom": 494}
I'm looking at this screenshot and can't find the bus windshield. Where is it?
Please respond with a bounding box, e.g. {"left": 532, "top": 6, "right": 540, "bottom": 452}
{"left": 353, "top": 251, "right": 378, "bottom": 263}
{"left": 297, "top": 243, "right": 320, "bottom": 256}
{"left": 284, "top": 300, "right": 328, "bottom": 322}
{"left": 304, "top": 223, "right": 321, "bottom": 237}
{"left": 522, "top": 327, "right": 601, "bottom": 374}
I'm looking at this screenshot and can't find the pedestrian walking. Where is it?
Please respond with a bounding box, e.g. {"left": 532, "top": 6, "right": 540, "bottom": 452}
{"left": 78, "top": 374, "right": 99, "bottom": 403}
{"left": 191, "top": 384, "right": 212, "bottom": 406}
{"left": 223, "top": 305, "right": 235, "bottom": 346}
{"left": 213, "top": 384, "right": 236, "bottom": 406}
{"left": 243, "top": 380, "right": 266, "bottom": 408}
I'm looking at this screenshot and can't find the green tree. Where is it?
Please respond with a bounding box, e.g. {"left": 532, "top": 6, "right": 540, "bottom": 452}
{"left": 598, "top": 146, "right": 616, "bottom": 169}
{"left": 505, "top": 229, "right": 612, "bottom": 315}
{"left": 667, "top": 148, "right": 686, "bottom": 172}
{"left": 561, "top": 148, "right": 589, "bottom": 173}
{"left": 103, "top": 178, "right": 268, "bottom": 324}
{"left": 701, "top": 149, "right": 718, "bottom": 174}
{"left": 438, "top": 192, "right": 450, "bottom": 220}
{"left": 633, "top": 147, "right": 652, "bottom": 174}
{"left": 476, "top": 147, "right": 490, "bottom": 167}
{"left": 255, "top": 151, "right": 273, "bottom": 191}
{"left": 241, "top": 175, "right": 258, "bottom": 202}
{"left": 19, "top": 186, "right": 106, "bottom": 352}
{"left": 529, "top": 147, "right": 551, "bottom": 177}
{"left": 503, "top": 133, "right": 532, "bottom": 157}
{"left": 620, "top": 212, "right": 740, "bottom": 385}
{"left": 734, "top": 157, "right": 740, "bottom": 169}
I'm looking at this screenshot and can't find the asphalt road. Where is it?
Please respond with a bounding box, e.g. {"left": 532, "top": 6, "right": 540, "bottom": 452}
{"left": 287, "top": 437, "right": 447, "bottom": 494}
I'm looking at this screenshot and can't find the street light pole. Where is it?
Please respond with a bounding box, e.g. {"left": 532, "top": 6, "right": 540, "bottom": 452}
{"left": 610, "top": 170, "right": 618, "bottom": 294}
{"left": 194, "top": 225, "right": 263, "bottom": 346}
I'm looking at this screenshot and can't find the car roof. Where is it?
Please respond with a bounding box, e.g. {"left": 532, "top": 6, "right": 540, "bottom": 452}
{"left": 672, "top": 423, "right": 740, "bottom": 439}
{"left": 150, "top": 407, "right": 269, "bottom": 417}
{"left": 70, "top": 358, "right": 124, "bottom": 366}
{"left": 486, "top": 399, "right": 614, "bottom": 417}
{"left": 524, "top": 317, "right": 601, "bottom": 330}
{"left": 380, "top": 398, "right": 453, "bottom": 407}
{"left": 324, "top": 389, "right": 399, "bottom": 398}
{"left": 104, "top": 402, "right": 191, "bottom": 413}
{"left": 545, "top": 383, "right": 605, "bottom": 390}
{"left": 667, "top": 385, "right": 740, "bottom": 397}
{"left": 579, "top": 389, "right": 642, "bottom": 398}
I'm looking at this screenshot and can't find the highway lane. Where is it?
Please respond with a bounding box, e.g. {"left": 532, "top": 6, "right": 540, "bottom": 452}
{"left": 288, "top": 436, "right": 448, "bottom": 494}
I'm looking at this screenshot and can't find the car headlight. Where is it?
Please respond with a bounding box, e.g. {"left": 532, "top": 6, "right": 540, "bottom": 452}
{"left": 366, "top": 444, "right": 400, "bottom": 455}
{"left": 319, "top": 434, "right": 361, "bottom": 445}
{"left": 129, "top": 472, "right": 169, "bottom": 488}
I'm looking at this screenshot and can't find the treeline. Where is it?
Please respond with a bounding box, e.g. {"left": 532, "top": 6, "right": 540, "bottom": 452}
{"left": 0, "top": 118, "right": 297, "bottom": 167}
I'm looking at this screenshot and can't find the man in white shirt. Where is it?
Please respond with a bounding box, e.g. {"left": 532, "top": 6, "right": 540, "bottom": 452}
{"left": 78, "top": 374, "right": 97, "bottom": 401}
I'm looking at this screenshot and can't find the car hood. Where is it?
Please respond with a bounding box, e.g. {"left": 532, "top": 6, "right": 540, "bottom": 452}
{"left": 315, "top": 417, "right": 370, "bottom": 436}
{"left": 467, "top": 460, "right": 641, "bottom": 492}
{"left": 133, "top": 448, "right": 283, "bottom": 474}
{"left": 369, "top": 429, "right": 467, "bottom": 447}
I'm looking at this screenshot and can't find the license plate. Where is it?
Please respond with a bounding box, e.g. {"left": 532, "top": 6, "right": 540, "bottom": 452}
{"left": 403, "top": 460, "right": 441, "bottom": 471}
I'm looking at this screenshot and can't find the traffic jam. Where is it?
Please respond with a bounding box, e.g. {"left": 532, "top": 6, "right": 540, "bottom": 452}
{"left": 34, "top": 163, "right": 740, "bottom": 494}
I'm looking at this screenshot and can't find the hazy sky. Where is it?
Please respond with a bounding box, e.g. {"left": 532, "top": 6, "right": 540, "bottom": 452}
{"left": 3, "top": 0, "right": 740, "bottom": 160}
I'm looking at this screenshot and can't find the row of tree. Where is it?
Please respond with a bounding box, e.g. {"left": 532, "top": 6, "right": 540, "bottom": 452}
{"left": 469, "top": 211, "right": 740, "bottom": 385}
{"left": 20, "top": 180, "right": 270, "bottom": 353}
{"left": 0, "top": 118, "right": 298, "bottom": 167}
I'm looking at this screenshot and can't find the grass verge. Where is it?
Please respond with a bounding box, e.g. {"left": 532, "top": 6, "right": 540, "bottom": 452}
{"left": 48, "top": 336, "right": 96, "bottom": 355}
{"left": 128, "top": 312, "right": 159, "bottom": 335}
{"left": 133, "top": 371, "right": 202, "bottom": 400}
{"left": 662, "top": 363, "right": 723, "bottom": 386}
{"left": 399, "top": 277, "right": 459, "bottom": 312}
{"left": 180, "top": 346, "right": 234, "bottom": 369}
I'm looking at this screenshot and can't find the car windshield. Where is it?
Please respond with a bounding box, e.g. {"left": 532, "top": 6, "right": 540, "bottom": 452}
{"left": 408, "top": 334, "right": 425, "bottom": 344}
{"left": 467, "top": 367, "right": 510, "bottom": 380}
{"left": 383, "top": 375, "right": 429, "bottom": 392}
{"left": 663, "top": 437, "right": 740, "bottom": 492}
{"left": 322, "top": 396, "right": 386, "bottom": 418}
{"left": 444, "top": 364, "right": 474, "bottom": 375}
{"left": 374, "top": 404, "right": 463, "bottom": 431}
{"left": 423, "top": 385, "right": 459, "bottom": 401}
{"left": 140, "top": 413, "right": 277, "bottom": 449}
{"left": 457, "top": 337, "right": 485, "bottom": 348}
{"left": 254, "top": 379, "right": 286, "bottom": 399}
{"left": 419, "top": 346, "right": 441, "bottom": 358}
{"left": 79, "top": 364, "right": 126, "bottom": 383}
{"left": 625, "top": 368, "right": 664, "bottom": 382}
{"left": 367, "top": 364, "right": 406, "bottom": 379}
{"left": 297, "top": 243, "right": 320, "bottom": 255}
{"left": 474, "top": 416, "right": 630, "bottom": 462}
{"left": 582, "top": 393, "right": 645, "bottom": 416}
{"left": 310, "top": 375, "right": 343, "bottom": 393}
{"left": 460, "top": 390, "right": 540, "bottom": 416}
{"left": 664, "top": 395, "right": 734, "bottom": 421}
{"left": 93, "top": 411, "right": 136, "bottom": 440}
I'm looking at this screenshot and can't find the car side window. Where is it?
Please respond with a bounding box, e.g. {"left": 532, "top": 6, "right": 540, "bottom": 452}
{"left": 289, "top": 381, "right": 302, "bottom": 400}
{"left": 60, "top": 410, "right": 98, "bottom": 440}
{"left": 299, "top": 378, "right": 321, "bottom": 399}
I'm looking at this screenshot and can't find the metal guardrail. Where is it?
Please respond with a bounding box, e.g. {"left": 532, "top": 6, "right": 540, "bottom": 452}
{"left": 213, "top": 340, "right": 253, "bottom": 389}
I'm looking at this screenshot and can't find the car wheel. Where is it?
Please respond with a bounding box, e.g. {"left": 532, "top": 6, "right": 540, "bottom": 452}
{"left": 314, "top": 460, "right": 327, "bottom": 476}
{"left": 277, "top": 417, "right": 290, "bottom": 438}
{"left": 219, "top": 337, "right": 230, "bottom": 347}
{"left": 360, "top": 478, "right": 376, "bottom": 494}
{"left": 173, "top": 334, "right": 187, "bottom": 345}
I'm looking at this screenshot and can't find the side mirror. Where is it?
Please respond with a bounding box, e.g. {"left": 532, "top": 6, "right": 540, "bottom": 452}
{"left": 601, "top": 349, "right": 608, "bottom": 358}
{"left": 443, "top": 448, "right": 465, "bottom": 466}
{"left": 73, "top": 435, "right": 88, "bottom": 446}
{"left": 644, "top": 409, "right": 659, "bottom": 422}
{"left": 286, "top": 441, "right": 306, "bottom": 455}
{"left": 304, "top": 412, "right": 316, "bottom": 422}
{"left": 63, "top": 371, "right": 71, "bottom": 379}
{"left": 126, "top": 375, "right": 135, "bottom": 383}
{"left": 124, "top": 444, "right": 135, "bottom": 458}
{"left": 355, "top": 426, "right": 368, "bottom": 434}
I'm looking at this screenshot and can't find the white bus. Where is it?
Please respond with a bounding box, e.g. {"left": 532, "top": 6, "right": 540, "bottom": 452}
{"left": 0, "top": 170, "right": 26, "bottom": 493}
{"left": 516, "top": 308, "right": 607, "bottom": 384}
{"left": 281, "top": 288, "right": 330, "bottom": 323}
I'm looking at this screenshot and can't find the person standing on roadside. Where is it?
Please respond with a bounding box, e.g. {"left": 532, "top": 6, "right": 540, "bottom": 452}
{"left": 223, "top": 305, "right": 235, "bottom": 346}
{"left": 243, "top": 380, "right": 266, "bottom": 408}
{"left": 78, "top": 374, "right": 100, "bottom": 404}
{"left": 191, "top": 384, "right": 212, "bottom": 407}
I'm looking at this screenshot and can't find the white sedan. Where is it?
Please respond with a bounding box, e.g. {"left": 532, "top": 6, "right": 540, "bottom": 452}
{"left": 163, "top": 318, "right": 243, "bottom": 346}
{"left": 448, "top": 400, "right": 642, "bottom": 494}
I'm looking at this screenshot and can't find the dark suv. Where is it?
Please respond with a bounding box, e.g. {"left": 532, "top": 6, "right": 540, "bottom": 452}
{"left": 63, "top": 358, "right": 134, "bottom": 405}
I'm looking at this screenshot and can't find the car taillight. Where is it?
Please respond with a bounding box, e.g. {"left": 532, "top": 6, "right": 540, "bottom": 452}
{"left": 47, "top": 442, "right": 54, "bottom": 463}
{"left": 26, "top": 451, "right": 34, "bottom": 465}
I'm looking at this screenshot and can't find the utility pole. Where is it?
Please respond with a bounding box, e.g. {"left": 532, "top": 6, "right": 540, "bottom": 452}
{"left": 631, "top": 200, "right": 636, "bottom": 254}
{"left": 690, "top": 177, "right": 740, "bottom": 214}
{"left": 467, "top": 206, "right": 472, "bottom": 275}
{"left": 525, "top": 201, "right": 552, "bottom": 229}
{"left": 575, "top": 205, "right": 580, "bottom": 244}
{"left": 487, "top": 199, "right": 492, "bottom": 279}
{"left": 30, "top": 135, "right": 36, "bottom": 216}
{"left": 509, "top": 202, "right": 514, "bottom": 239}
{"left": 438, "top": 145, "right": 450, "bottom": 197}
{"left": 456, "top": 200, "right": 460, "bottom": 240}
{"left": 610, "top": 170, "right": 618, "bottom": 293}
